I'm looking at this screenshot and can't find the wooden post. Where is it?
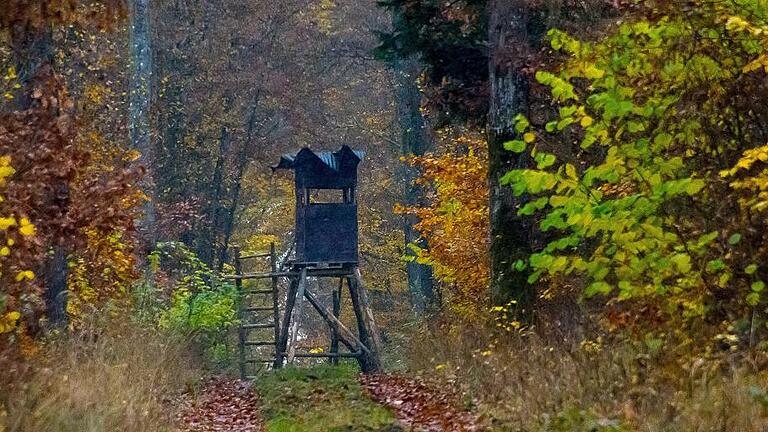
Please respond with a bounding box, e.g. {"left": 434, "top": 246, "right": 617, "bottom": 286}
{"left": 269, "top": 242, "right": 281, "bottom": 365}
{"left": 287, "top": 268, "right": 307, "bottom": 364}
{"left": 275, "top": 276, "right": 299, "bottom": 368}
{"left": 303, "top": 286, "right": 368, "bottom": 354}
{"left": 233, "top": 246, "right": 246, "bottom": 379}
{"left": 330, "top": 278, "right": 342, "bottom": 365}
{"left": 348, "top": 267, "right": 382, "bottom": 372}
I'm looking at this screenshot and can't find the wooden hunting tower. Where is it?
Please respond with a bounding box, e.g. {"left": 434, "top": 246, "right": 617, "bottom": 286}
{"left": 227, "top": 145, "right": 380, "bottom": 376}
{"left": 273, "top": 145, "right": 364, "bottom": 266}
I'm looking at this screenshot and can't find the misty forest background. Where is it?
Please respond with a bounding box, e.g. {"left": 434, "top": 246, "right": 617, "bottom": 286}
{"left": 3, "top": 0, "right": 768, "bottom": 431}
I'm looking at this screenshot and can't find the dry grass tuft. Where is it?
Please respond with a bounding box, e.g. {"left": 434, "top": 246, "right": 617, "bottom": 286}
{"left": 0, "top": 318, "right": 199, "bottom": 432}
{"left": 408, "top": 321, "right": 768, "bottom": 431}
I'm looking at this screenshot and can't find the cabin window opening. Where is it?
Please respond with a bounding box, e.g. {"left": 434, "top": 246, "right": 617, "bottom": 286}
{"left": 309, "top": 188, "right": 346, "bottom": 204}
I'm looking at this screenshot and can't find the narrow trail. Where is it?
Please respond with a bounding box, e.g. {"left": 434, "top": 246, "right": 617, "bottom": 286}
{"left": 177, "top": 378, "right": 265, "bottom": 432}
{"left": 177, "top": 372, "right": 484, "bottom": 432}
{"left": 360, "top": 374, "right": 484, "bottom": 432}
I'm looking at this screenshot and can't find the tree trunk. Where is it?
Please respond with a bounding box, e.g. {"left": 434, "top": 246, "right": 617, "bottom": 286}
{"left": 199, "top": 126, "right": 230, "bottom": 267}
{"left": 487, "top": 0, "right": 535, "bottom": 317}
{"left": 10, "top": 24, "right": 72, "bottom": 328}
{"left": 130, "top": 0, "right": 157, "bottom": 252}
{"left": 217, "top": 102, "right": 260, "bottom": 270}
{"left": 393, "top": 20, "right": 436, "bottom": 313}
{"left": 8, "top": 24, "right": 54, "bottom": 110}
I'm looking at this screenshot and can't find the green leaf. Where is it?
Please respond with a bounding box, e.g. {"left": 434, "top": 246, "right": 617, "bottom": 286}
{"left": 728, "top": 233, "right": 742, "bottom": 245}
{"left": 545, "top": 121, "right": 558, "bottom": 133}
{"left": 514, "top": 114, "right": 530, "bottom": 133}
{"left": 670, "top": 253, "right": 692, "bottom": 273}
{"left": 535, "top": 71, "right": 555, "bottom": 85}
{"left": 746, "top": 264, "right": 758, "bottom": 275}
{"left": 706, "top": 259, "right": 726, "bottom": 272}
{"left": 518, "top": 197, "right": 549, "bottom": 215}
{"left": 751, "top": 280, "right": 765, "bottom": 292}
{"left": 654, "top": 133, "right": 673, "bottom": 148}
{"left": 686, "top": 179, "right": 705, "bottom": 195}
{"left": 565, "top": 164, "right": 578, "bottom": 179}
{"left": 535, "top": 153, "right": 557, "bottom": 169}
{"left": 585, "top": 281, "right": 613, "bottom": 297}
{"left": 504, "top": 140, "right": 527, "bottom": 153}
{"left": 747, "top": 292, "right": 760, "bottom": 306}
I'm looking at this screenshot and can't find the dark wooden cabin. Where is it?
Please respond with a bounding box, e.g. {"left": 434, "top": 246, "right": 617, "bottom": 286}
{"left": 273, "top": 145, "right": 364, "bottom": 266}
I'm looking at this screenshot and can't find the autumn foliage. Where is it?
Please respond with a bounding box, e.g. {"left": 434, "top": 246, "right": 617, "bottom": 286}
{"left": 0, "top": 71, "right": 141, "bottom": 343}
{"left": 398, "top": 131, "right": 489, "bottom": 316}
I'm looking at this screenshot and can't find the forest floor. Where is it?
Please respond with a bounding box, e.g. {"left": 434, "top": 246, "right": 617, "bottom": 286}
{"left": 176, "top": 365, "right": 484, "bottom": 432}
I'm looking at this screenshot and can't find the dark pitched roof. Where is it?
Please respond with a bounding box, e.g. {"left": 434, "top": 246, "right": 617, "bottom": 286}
{"left": 272, "top": 145, "right": 365, "bottom": 172}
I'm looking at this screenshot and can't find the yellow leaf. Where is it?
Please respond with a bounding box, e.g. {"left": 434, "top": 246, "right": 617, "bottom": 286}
{"left": 0, "top": 217, "right": 16, "bottom": 230}
{"left": 580, "top": 115, "right": 594, "bottom": 127}
{"left": 19, "top": 218, "right": 35, "bottom": 236}
{"left": 0, "top": 311, "right": 21, "bottom": 334}
{"left": 124, "top": 149, "right": 142, "bottom": 162}
{"left": 0, "top": 247, "right": 10, "bottom": 256}
{"left": 15, "top": 270, "right": 34, "bottom": 282}
{"left": 523, "top": 132, "right": 536, "bottom": 143}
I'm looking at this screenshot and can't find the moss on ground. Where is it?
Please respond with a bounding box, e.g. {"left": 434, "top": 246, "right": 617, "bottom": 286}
{"left": 254, "top": 365, "right": 402, "bottom": 432}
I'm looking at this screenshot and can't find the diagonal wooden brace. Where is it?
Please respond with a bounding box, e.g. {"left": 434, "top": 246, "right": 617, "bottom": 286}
{"left": 302, "top": 286, "right": 370, "bottom": 356}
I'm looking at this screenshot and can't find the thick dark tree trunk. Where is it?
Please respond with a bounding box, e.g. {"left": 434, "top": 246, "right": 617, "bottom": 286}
{"left": 10, "top": 25, "right": 71, "bottom": 328}
{"left": 394, "top": 54, "right": 437, "bottom": 313}
{"left": 487, "top": 0, "right": 535, "bottom": 317}
{"left": 9, "top": 25, "right": 54, "bottom": 110}
{"left": 44, "top": 235, "right": 69, "bottom": 327}
{"left": 130, "top": 0, "right": 157, "bottom": 253}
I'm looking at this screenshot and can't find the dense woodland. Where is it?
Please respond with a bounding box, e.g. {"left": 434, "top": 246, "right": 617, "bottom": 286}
{"left": 2, "top": 0, "right": 768, "bottom": 431}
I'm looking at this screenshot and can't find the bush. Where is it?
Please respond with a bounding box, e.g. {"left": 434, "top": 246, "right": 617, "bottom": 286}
{"left": 146, "top": 242, "right": 240, "bottom": 368}
{"left": 0, "top": 318, "right": 199, "bottom": 432}
{"left": 407, "top": 320, "right": 768, "bottom": 431}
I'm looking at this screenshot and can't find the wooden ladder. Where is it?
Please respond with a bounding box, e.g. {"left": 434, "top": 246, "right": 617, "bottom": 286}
{"left": 231, "top": 243, "right": 281, "bottom": 379}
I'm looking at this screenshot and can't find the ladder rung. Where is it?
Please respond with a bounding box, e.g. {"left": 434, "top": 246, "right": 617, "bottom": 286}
{"left": 244, "top": 340, "right": 276, "bottom": 346}
{"left": 244, "top": 307, "right": 274, "bottom": 312}
{"left": 225, "top": 272, "right": 294, "bottom": 280}
{"left": 239, "top": 252, "right": 271, "bottom": 259}
{"left": 281, "top": 351, "right": 361, "bottom": 359}
{"left": 246, "top": 289, "right": 275, "bottom": 295}
{"left": 242, "top": 323, "right": 275, "bottom": 329}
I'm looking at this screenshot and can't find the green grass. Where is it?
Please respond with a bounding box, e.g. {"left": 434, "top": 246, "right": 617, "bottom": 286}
{"left": 254, "top": 364, "right": 401, "bottom": 432}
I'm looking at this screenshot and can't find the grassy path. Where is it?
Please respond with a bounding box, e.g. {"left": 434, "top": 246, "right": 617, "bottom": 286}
{"left": 255, "top": 365, "right": 400, "bottom": 432}
{"left": 177, "top": 365, "right": 484, "bottom": 432}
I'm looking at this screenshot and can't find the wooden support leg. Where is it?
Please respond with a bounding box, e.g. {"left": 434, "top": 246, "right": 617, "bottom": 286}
{"left": 275, "top": 276, "right": 299, "bottom": 368}
{"left": 287, "top": 268, "right": 307, "bottom": 364}
{"left": 348, "top": 268, "right": 382, "bottom": 373}
{"left": 270, "top": 242, "right": 281, "bottom": 365}
{"left": 330, "top": 278, "right": 342, "bottom": 365}
{"left": 234, "top": 246, "right": 245, "bottom": 379}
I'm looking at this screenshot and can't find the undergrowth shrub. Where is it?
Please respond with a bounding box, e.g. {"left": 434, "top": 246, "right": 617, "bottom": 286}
{"left": 0, "top": 318, "right": 198, "bottom": 432}
{"left": 141, "top": 241, "right": 239, "bottom": 369}
{"left": 408, "top": 320, "right": 768, "bottom": 432}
